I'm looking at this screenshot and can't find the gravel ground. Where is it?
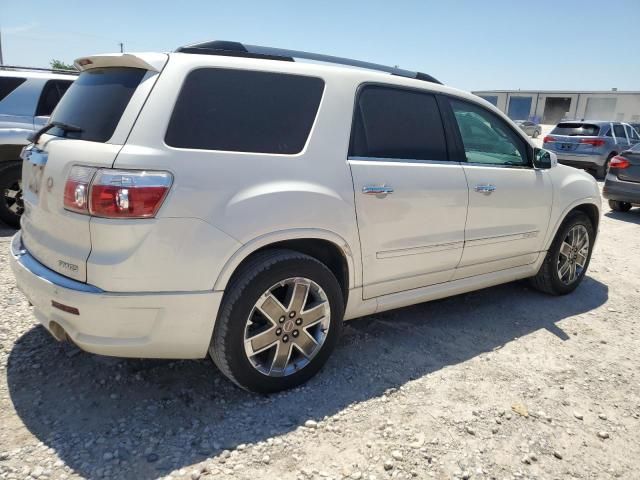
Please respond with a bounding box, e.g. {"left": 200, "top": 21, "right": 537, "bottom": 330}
{"left": 1, "top": 184, "right": 639, "bottom": 480}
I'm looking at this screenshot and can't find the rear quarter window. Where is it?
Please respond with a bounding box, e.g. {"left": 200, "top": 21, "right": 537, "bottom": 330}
{"left": 0, "top": 77, "right": 26, "bottom": 102}
{"left": 165, "top": 68, "right": 325, "bottom": 154}
{"left": 551, "top": 123, "right": 600, "bottom": 136}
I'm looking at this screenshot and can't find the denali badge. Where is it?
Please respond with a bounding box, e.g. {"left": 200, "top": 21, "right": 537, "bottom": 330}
{"left": 58, "top": 260, "right": 79, "bottom": 272}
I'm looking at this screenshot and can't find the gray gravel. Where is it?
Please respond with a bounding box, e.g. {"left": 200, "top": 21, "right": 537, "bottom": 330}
{"left": 1, "top": 197, "right": 639, "bottom": 480}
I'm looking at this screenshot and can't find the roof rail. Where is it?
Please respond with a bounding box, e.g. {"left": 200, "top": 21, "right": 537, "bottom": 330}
{"left": 0, "top": 65, "right": 78, "bottom": 75}
{"left": 175, "top": 41, "right": 443, "bottom": 85}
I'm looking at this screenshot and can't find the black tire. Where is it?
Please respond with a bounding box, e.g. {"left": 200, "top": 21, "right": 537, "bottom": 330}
{"left": 608, "top": 200, "right": 632, "bottom": 212}
{"left": 530, "top": 211, "right": 595, "bottom": 295}
{"left": 0, "top": 163, "right": 23, "bottom": 228}
{"left": 210, "top": 249, "right": 344, "bottom": 393}
{"left": 597, "top": 154, "right": 615, "bottom": 179}
{"left": 532, "top": 129, "right": 540, "bottom": 139}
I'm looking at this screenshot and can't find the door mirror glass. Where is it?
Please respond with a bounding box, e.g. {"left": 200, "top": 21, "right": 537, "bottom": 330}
{"left": 534, "top": 148, "right": 557, "bottom": 169}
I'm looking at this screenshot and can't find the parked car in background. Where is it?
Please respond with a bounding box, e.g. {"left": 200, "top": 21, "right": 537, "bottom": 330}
{"left": 514, "top": 119, "right": 541, "bottom": 138}
{"left": 543, "top": 121, "right": 640, "bottom": 178}
{"left": 10, "top": 41, "right": 601, "bottom": 393}
{"left": 603, "top": 143, "right": 640, "bottom": 212}
{"left": 0, "top": 66, "right": 76, "bottom": 227}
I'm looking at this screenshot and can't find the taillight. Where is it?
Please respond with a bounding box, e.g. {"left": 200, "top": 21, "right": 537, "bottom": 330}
{"left": 64, "top": 166, "right": 97, "bottom": 213}
{"left": 609, "top": 156, "right": 630, "bottom": 169}
{"left": 579, "top": 138, "right": 606, "bottom": 147}
{"left": 64, "top": 167, "right": 172, "bottom": 218}
{"left": 543, "top": 135, "right": 556, "bottom": 143}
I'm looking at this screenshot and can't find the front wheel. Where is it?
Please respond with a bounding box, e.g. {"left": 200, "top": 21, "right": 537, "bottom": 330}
{"left": 210, "top": 249, "right": 344, "bottom": 393}
{"left": 530, "top": 211, "right": 595, "bottom": 295}
{"left": 609, "top": 200, "right": 632, "bottom": 212}
{"left": 0, "top": 163, "right": 23, "bottom": 228}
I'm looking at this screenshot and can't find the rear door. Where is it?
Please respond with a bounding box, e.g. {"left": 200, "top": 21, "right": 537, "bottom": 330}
{"left": 20, "top": 55, "right": 167, "bottom": 281}
{"left": 348, "top": 85, "right": 468, "bottom": 298}
{"left": 612, "top": 123, "right": 631, "bottom": 150}
{"left": 445, "top": 97, "right": 552, "bottom": 277}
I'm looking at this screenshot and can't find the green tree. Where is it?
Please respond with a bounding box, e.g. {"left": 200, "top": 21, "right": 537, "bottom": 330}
{"left": 50, "top": 59, "right": 77, "bottom": 71}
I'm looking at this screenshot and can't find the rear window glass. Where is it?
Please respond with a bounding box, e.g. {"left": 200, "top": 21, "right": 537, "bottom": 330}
{"left": 0, "top": 77, "right": 26, "bottom": 102}
{"left": 551, "top": 123, "right": 600, "bottom": 136}
{"left": 165, "top": 68, "right": 324, "bottom": 154}
{"left": 349, "top": 85, "right": 448, "bottom": 161}
{"left": 49, "top": 67, "right": 146, "bottom": 142}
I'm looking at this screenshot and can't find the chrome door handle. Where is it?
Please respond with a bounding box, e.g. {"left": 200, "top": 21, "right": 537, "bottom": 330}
{"left": 362, "top": 185, "right": 394, "bottom": 196}
{"left": 474, "top": 184, "right": 496, "bottom": 194}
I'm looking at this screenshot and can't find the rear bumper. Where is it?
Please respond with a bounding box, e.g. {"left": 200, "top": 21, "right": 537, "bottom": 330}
{"left": 9, "top": 231, "right": 223, "bottom": 359}
{"left": 603, "top": 174, "right": 640, "bottom": 204}
{"left": 553, "top": 152, "right": 606, "bottom": 169}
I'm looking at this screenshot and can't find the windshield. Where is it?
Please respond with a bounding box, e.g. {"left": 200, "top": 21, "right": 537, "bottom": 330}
{"left": 49, "top": 67, "right": 146, "bottom": 142}
{"left": 551, "top": 122, "right": 600, "bottom": 136}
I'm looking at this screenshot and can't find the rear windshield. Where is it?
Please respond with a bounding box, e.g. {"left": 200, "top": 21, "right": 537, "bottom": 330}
{"left": 48, "top": 67, "right": 146, "bottom": 142}
{"left": 551, "top": 122, "right": 601, "bottom": 136}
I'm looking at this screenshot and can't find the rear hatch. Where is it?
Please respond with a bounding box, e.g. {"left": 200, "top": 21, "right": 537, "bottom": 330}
{"left": 20, "top": 53, "right": 167, "bottom": 282}
{"left": 616, "top": 145, "right": 640, "bottom": 183}
{"left": 544, "top": 122, "right": 604, "bottom": 154}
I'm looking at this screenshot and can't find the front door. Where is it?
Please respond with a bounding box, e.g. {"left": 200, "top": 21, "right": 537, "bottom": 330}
{"left": 348, "top": 85, "right": 469, "bottom": 299}
{"left": 446, "top": 97, "right": 553, "bottom": 278}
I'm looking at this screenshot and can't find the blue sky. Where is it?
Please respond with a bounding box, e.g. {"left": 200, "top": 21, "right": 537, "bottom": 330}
{"left": 1, "top": 0, "right": 638, "bottom": 91}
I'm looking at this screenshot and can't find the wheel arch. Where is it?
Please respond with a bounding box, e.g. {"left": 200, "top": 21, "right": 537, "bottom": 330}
{"left": 545, "top": 200, "right": 600, "bottom": 251}
{"left": 213, "top": 229, "right": 357, "bottom": 304}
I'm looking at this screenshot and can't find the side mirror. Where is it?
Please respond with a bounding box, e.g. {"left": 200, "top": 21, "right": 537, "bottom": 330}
{"left": 533, "top": 148, "right": 557, "bottom": 169}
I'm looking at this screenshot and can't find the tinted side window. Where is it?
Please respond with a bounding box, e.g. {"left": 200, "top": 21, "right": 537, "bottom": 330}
{"left": 0, "top": 77, "right": 26, "bottom": 102}
{"left": 166, "top": 69, "right": 324, "bottom": 154}
{"left": 450, "top": 98, "right": 528, "bottom": 166}
{"left": 613, "top": 124, "right": 627, "bottom": 140}
{"left": 35, "top": 80, "right": 73, "bottom": 116}
{"left": 349, "top": 85, "right": 448, "bottom": 161}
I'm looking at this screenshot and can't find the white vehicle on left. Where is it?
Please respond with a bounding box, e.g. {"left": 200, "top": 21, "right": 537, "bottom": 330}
{"left": 0, "top": 66, "right": 76, "bottom": 227}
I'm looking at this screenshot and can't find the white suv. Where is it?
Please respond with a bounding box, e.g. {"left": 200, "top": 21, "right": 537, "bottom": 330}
{"left": 10, "top": 42, "right": 601, "bottom": 393}
{"left": 0, "top": 67, "right": 76, "bottom": 227}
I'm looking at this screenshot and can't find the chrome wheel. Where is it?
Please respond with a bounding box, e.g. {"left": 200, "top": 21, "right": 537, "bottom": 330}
{"left": 244, "top": 277, "right": 331, "bottom": 377}
{"left": 557, "top": 224, "right": 589, "bottom": 285}
{"left": 4, "top": 179, "right": 23, "bottom": 216}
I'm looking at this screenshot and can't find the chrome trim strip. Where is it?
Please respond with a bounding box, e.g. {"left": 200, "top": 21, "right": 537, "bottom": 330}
{"left": 348, "top": 156, "right": 463, "bottom": 165}
{"left": 377, "top": 241, "right": 464, "bottom": 259}
{"left": 465, "top": 231, "right": 539, "bottom": 247}
{"left": 11, "top": 233, "right": 103, "bottom": 294}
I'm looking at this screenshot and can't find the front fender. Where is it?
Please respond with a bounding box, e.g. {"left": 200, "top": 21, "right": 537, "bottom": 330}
{"left": 544, "top": 165, "right": 601, "bottom": 250}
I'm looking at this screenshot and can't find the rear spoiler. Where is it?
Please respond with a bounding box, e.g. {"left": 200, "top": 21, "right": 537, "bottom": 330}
{"left": 73, "top": 53, "right": 168, "bottom": 72}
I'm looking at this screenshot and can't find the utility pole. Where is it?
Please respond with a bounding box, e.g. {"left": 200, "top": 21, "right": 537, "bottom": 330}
{"left": 0, "top": 28, "right": 4, "bottom": 65}
{"left": 119, "top": 42, "right": 124, "bottom": 53}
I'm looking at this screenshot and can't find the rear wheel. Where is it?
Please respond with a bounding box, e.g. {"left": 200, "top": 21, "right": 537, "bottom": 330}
{"left": 609, "top": 199, "right": 632, "bottom": 212}
{"left": 0, "top": 163, "right": 23, "bottom": 228}
{"left": 210, "top": 249, "right": 344, "bottom": 393}
{"left": 532, "top": 129, "right": 540, "bottom": 138}
{"left": 597, "top": 154, "right": 614, "bottom": 179}
{"left": 530, "top": 211, "right": 594, "bottom": 295}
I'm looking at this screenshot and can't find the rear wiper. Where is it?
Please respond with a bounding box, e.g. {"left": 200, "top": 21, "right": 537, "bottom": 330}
{"left": 28, "top": 121, "right": 83, "bottom": 145}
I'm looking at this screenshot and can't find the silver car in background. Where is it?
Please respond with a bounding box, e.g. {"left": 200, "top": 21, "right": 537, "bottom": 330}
{"left": 514, "top": 120, "right": 541, "bottom": 138}
{"left": 543, "top": 121, "right": 640, "bottom": 178}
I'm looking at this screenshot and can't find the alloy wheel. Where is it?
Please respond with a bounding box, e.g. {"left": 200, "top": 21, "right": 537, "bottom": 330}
{"left": 4, "top": 180, "right": 23, "bottom": 216}
{"left": 244, "top": 277, "right": 331, "bottom": 377}
{"left": 557, "top": 224, "right": 589, "bottom": 285}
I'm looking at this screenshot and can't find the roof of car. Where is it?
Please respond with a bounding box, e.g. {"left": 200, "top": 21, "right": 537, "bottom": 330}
{"left": 0, "top": 66, "right": 77, "bottom": 80}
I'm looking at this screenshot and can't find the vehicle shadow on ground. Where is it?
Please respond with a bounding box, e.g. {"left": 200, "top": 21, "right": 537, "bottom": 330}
{"left": 7, "top": 277, "right": 608, "bottom": 479}
{"left": 604, "top": 208, "right": 640, "bottom": 225}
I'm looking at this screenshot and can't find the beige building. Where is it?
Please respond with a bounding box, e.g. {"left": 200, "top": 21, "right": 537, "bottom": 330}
{"left": 471, "top": 89, "right": 640, "bottom": 125}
